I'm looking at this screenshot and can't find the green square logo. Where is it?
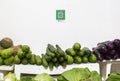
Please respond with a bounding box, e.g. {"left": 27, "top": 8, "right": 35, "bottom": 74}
{"left": 56, "top": 10, "right": 65, "bottom": 20}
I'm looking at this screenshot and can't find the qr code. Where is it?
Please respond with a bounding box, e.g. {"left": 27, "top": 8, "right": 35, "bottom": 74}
{"left": 58, "top": 12, "right": 63, "bottom": 18}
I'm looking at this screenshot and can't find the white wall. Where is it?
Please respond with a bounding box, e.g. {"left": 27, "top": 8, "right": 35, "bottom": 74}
{"left": 0, "top": 0, "right": 120, "bottom": 54}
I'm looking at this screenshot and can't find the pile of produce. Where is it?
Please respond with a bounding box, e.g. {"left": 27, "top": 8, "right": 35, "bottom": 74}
{"left": 92, "top": 39, "right": 120, "bottom": 61}
{"left": 0, "top": 37, "right": 42, "bottom": 65}
{"left": 3, "top": 68, "right": 102, "bottom": 81}
{"left": 106, "top": 72, "right": 120, "bottom": 81}
{"left": 42, "top": 43, "right": 97, "bottom": 70}
{"left": 0, "top": 37, "right": 97, "bottom": 69}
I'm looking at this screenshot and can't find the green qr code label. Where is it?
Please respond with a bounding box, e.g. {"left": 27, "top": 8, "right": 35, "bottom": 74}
{"left": 56, "top": 10, "right": 65, "bottom": 20}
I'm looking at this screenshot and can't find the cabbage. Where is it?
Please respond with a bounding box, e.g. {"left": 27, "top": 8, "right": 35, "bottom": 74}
{"left": 33, "top": 73, "right": 55, "bottom": 81}
{"left": 106, "top": 72, "right": 120, "bottom": 81}
{"left": 3, "top": 72, "right": 19, "bottom": 81}
{"left": 57, "top": 68, "right": 102, "bottom": 81}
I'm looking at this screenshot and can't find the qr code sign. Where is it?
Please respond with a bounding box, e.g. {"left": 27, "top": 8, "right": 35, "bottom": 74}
{"left": 56, "top": 10, "right": 65, "bottom": 20}
{"left": 58, "top": 12, "right": 63, "bottom": 18}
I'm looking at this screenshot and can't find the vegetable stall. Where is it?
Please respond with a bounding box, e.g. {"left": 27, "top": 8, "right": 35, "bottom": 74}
{"left": 0, "top": 37, "right": 120, "bottom": 81}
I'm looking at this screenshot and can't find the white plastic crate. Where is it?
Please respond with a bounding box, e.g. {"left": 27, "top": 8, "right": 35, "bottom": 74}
{"left": 14, "top": 63, "right": 100, "bottom": 80}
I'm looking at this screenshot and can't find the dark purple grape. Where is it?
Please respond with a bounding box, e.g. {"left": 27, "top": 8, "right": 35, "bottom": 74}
{"left": 113, "top": 39, "right": 120, "bottom": 47}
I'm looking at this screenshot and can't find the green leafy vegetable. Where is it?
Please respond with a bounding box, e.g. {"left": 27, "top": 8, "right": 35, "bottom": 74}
{"left": 57, "top": 68, "right": 102, "bottom": 81}
{"left": 33, "top": 73, "right": 55, "bottom": 81}
{"left": 106, "top": 72, "right": 120, "bottom": 81}
{"left": 3, "top": 72, "right": 19, "bottom": 81}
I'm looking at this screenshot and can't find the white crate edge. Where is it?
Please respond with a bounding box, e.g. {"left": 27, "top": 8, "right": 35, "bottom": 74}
{"left": 14, "top": 63, "right": 100, "bottom": 80}
{"left": 0, "top": 65, "right": 14, "bottom": 71}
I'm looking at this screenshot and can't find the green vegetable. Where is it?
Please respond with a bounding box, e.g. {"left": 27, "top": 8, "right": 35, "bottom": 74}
{"left": 48, "top": 44, "right": 57, "bottom": 53}
{"left": 21, "top": 58, "right": 28, "bottom": 65}
{"left": 57, "top": 68, "right": 91, "bottom": 81}
{"left": 82, "top": 56, "right": 89, "bottom": 63}
{"left": 0, "top": 56, "right": 3, "bottom": 65}
{"left": 44, "top": 54, "right": 52, "bottom": 62}
{"left": 54, "top": 62, "right": 59, "bottom": 68}
{"left": 14, "top": 55, "right": 21, "bottom": 64}
{"left": 56, "top": 44, "right": 65, "bottom": 56}
{"left": 65, "top": 48, "right": 76, "bottom": 56}
{"left": 61, "top": 61, "right": 67, "bottom": 68}
{"left": 89, "top": 54, "right": 97, "bottom": 63}
{"left": 17, "top": 48, "right": 25, "bottom": 59}
{"left": 21, "top": 77, "right": 34, "bottom": 81}
{"left": 29, "top": 54, "right": 36, "bottom": 65}
{"left": 0, "top": 37, "right": 13, "bottom": 49}
{"left": 46, "top": 47, "right": 55, "bottom": 57}
{"left": 52, "top": 57, "right": 57, "bottom": 63}
{"left": 4, "top": 56, "right": 14, "bottom": 65}
{"left": 35, "top": 55, "right": 42, "bottom": 65}
{"left": 3, "top": 72, "right": 19, "bottom": 81}
{"left": 106, "top": 72, "right": 120, "bottom": 81}
{"left": 42, "top": 54, "right": 48, "bottom": 68}
{"left": 77, "top": 50, "right": 85, "bottom": 56}
{"left": 82, "top": 47, "right": 91, "bottom": 56}
{"left": 88, "top": 71, "right": 102, "bottom": 81}
{"left": 59, "top": 57, "right": 64, "bottom": 62}
{"left": 74, "top": 56, "right": 82, "bottom": 64}
{"left": 22, "top": 45, "right": 30, "bottom": 53}
{"left": 57, "top": 75, "right": 68, "bottom": 81}
{"left": 26, "top": 53, "right": 32, "bottom": 59}
{"left": 33, "top": 73, "right": 55, "bottom": 81}
{"left": 1, "top": 48, "right": 14, "bottom": 58}
{"left": 67, "top": 55, "right": 74, "bottom": 64}
{"left": 73, "top": 42, "right": 81, "bottom": 50}
{"left": 49, "top": 62, "right": 54, "bottom": 70}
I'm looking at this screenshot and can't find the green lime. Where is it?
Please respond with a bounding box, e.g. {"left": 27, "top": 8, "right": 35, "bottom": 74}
{"left": 82, "top": 56, "right": 88, "bottom": 63}
{"left": 89, "top": 54, "right": 97, "bottom": 63}
{"left": 77, "top": 50, "right": 84, "bottom": 56}
{"left": 73, "top": 42, "right": 81, "bottom": 50}
{"left": 74, "top": 56, "right": 82, "bottom": 64}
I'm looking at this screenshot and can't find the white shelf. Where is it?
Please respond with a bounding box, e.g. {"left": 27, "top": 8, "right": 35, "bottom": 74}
{"left": 0, "top": 65, "right": 14, "bottom": 71}
{"left": 14, "top": 63, "right": 100, "bottom": 79}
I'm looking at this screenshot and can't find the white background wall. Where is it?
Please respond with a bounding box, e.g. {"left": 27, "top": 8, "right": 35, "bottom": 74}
{"left": 0, "top": 0, "right": 120, "bottom": 55}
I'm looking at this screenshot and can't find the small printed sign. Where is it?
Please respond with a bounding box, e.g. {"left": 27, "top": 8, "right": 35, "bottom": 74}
{"left": 56, "top": 10, "right": 65, "bottom": 21}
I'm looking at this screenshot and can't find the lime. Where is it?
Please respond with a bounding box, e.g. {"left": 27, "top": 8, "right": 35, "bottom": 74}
{"left": 77, "top": 50, "right": 85, "bottom": 56}
{"left": 73, "top": 42, "right": 81, "bottom": 50}
{"left": 82, "top": 56, "right": 88, "bottom": 63}
{"left": 89, "top": 54, "right": 97, "bottom": 63}
{"left": 74, "top": 56, "right": 82, "bottom": 64}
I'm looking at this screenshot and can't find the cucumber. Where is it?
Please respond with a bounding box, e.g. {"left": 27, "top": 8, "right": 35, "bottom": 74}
{"left": 42, "top": 54, "right": 48, "bottom": 68}
{"left": 35, "top": 55, "right": 42, "bottom": 65}
{"left": 56, "top": 44, "right": 65, "bottom": 56}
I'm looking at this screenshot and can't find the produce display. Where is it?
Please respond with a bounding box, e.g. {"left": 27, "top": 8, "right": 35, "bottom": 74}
{"left": 92, "top": 39, "right": 120, "bottom": 61}
{"left": 3, "top": 68, "right": 102, "bottom": 81}
{"left": 42, "top": 43, "right": 97, "bottom": 69}
{"left": 0, "top": 37, "right": 97, "bottom": 70}
{"left": 1, "top": 37, "right": 120, "bottom": 81}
